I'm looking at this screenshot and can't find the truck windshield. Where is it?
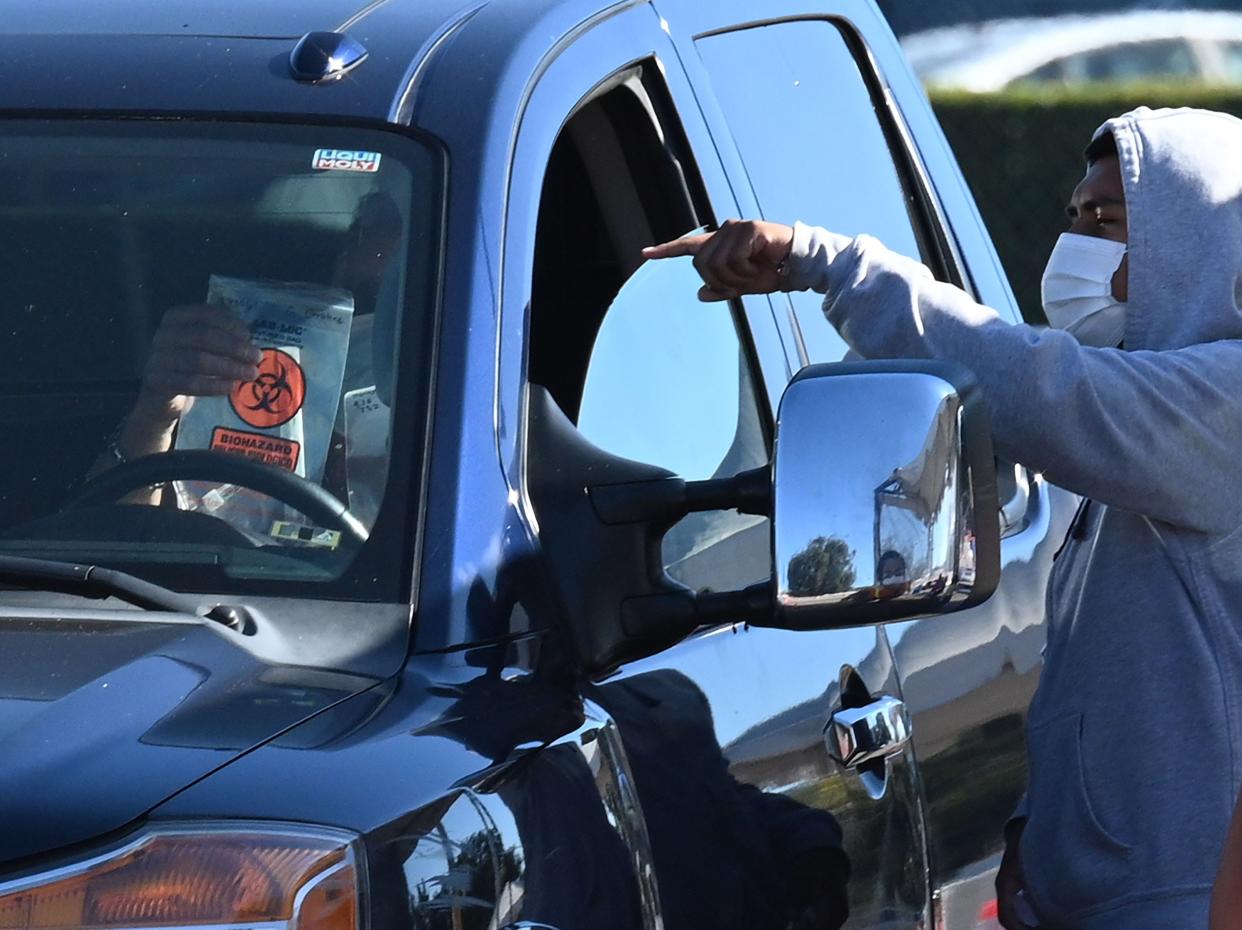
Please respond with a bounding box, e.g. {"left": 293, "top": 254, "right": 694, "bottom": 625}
{"left": 0, "top": 120, "right": 439, "bottom": 602}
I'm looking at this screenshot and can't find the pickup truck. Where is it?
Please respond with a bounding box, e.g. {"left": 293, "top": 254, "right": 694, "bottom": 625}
{"left": 0, "top": 1, "right": 1075, "bottom": 928}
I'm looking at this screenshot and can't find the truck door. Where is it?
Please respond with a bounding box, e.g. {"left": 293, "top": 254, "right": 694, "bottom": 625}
{"left": 683, "top": 15, "right": 1070, "bottom": 928}
{"left": 509, "top": 9, "right": 928, "bottom": 929}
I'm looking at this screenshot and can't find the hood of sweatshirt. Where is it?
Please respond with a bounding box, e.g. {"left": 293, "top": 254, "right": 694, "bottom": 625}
{"left": 1096, "top": 106, "right": 1242, "bottom": 351}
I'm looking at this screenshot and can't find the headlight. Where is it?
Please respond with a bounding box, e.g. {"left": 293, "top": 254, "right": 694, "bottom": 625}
{"left": 0, "top": 824, "right": 361, "bottom": 930}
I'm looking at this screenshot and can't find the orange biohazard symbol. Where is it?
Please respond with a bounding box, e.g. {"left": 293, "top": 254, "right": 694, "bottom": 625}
{"left": 230, "top": 348, "right": 306, "bottom": 429}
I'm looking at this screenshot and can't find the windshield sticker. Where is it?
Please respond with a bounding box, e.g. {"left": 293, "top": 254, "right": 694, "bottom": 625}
{"left": 312, "top": 148, "right": 382, "bottom": 173}
{"left": 269, "top": 521, "right": 342, "bottom": 550}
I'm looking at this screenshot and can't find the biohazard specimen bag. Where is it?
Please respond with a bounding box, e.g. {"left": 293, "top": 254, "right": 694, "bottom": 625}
{"left": 174, "top": 275, "right": 353, "bottom": 542}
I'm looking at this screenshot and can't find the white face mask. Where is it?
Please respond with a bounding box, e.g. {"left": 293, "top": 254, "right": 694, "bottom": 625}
{"left": 1041, "top": 232, "right": 1128, "bottom": 347}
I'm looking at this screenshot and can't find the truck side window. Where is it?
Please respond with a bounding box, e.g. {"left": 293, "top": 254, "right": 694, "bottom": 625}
{"left": 696, "top": 20, "right": 929, "bottom": 364}
{"left": 528, "top": 70, "right": 770, "bottom": 593}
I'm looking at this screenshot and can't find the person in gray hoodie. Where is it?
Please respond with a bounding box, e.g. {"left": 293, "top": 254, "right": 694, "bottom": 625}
{"left": 644, "top": 106, "right": 1242, "bottom": 929}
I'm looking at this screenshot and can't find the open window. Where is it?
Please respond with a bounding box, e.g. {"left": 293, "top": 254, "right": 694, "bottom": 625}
{"left": 529, "top": 68, "right": 702, "bottom": 416}
{"left": 526, "top": 65, "right": 771, "bottom": 597}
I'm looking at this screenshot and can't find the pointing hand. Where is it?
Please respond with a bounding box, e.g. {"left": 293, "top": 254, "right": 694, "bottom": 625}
{"left": 642, "top": 219, "right": 795, "bottom": 301}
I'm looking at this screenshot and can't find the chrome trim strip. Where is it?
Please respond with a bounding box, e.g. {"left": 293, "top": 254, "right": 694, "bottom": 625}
{"left": 335, "top": 0, "right": 393, "bottom": 33}
{"left": 387, "top": 2, "right": 488, "bottom": 125}
{"left": 291, "top": 860, "right": 356, "bottom": 923}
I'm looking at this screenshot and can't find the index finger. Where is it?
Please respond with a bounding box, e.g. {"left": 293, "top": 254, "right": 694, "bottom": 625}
{"left": 641, "top": 233, "right": 713, "bottom": 261}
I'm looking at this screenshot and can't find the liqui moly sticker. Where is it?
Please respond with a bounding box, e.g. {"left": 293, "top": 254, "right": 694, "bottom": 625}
{"left": 311, "top": 148, "right": 382, "bottom": 173}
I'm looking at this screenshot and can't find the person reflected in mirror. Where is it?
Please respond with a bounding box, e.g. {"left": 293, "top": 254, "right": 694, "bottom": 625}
{"left": 874, "top": 549, "right": 910, "bottom": 600}
{"left": 86, "top": 192, "right": 403, "bottom": 507}
{"left": 351, "top": 671, "right": 643, "bottom": 930}
{"left": 646, "top": 108, "right": 1242, "bottom": 930}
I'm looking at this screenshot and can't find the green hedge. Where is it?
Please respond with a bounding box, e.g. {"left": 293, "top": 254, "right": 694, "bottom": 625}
{"left": 929, "top": 84, "right": 1242, "bottom": 322}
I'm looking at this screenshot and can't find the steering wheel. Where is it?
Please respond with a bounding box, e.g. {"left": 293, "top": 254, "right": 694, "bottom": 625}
{"left": 66, "top": 450, "right": 369, "bottom": 545}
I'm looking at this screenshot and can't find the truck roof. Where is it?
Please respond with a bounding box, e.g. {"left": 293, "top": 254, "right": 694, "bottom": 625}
{"left": 0, "top": 0, "right": 391, "bottom": 38}
{"left": 0, "top": 0, "right": 897, "bottom": 125}
{"left": 0, "top": 0, "right": 495, "bottom": 123}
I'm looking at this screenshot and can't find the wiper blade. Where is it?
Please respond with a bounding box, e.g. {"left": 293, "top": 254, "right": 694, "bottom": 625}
{"left": 0, "top": 554, "right": 240, "bottom": 627}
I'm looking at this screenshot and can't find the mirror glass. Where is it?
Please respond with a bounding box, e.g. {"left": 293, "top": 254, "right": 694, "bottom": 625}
{"left": 772, "top": 366, "right": 994, "bottom": 627}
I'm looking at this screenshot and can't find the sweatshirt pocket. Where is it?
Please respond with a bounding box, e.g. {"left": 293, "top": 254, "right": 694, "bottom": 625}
{"left": 1021, "top": 712, "right": 1134, "bottom": 920}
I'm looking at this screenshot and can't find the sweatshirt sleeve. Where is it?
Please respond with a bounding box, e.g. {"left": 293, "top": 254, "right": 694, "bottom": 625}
{"left": 787, "top": 224, "right": 1242, "bottom": 536}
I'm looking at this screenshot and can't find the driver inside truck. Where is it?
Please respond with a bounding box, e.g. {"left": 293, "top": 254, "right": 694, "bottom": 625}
{"left": 85, "top": 192, "right": 403, "bottom": 535}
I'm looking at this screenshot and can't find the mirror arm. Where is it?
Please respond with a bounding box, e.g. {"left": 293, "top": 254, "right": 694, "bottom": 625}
{"left": 694, "top": 581, "right": 774, "bottom": 625}
{"left": 590, "top": 465, "right": 771, "bottom": 525}
{"left": 620, "top": 581, "right": 774, "bottom": 639}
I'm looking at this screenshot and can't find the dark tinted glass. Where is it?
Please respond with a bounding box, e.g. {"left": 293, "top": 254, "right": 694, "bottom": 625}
{"left": 0, "top": 119, "right": 438, "bottom": 600}
{"left": 696, "top": 21, "right": 925, "bottom": 363}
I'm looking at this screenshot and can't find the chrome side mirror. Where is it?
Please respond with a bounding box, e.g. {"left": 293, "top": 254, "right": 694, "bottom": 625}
{"left": 770, "top": 361, "right": 999, "bottom": 630}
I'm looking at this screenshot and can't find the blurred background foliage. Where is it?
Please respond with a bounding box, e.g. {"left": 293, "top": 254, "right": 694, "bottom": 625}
{"left": 928, "top": 85, "right": 1242, "bottom": 321}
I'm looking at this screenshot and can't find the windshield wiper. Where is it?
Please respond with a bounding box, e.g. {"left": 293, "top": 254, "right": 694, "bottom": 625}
{"left": 0, "top": 554, "right": 248, "bottom": 630}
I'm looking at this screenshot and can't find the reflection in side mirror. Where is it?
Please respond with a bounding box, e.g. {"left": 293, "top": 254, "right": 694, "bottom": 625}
{"left": 770, "top": 361, "right": 999, "bottom": 630}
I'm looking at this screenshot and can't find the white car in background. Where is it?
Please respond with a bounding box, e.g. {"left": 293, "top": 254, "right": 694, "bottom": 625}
{"left": 903, "top": 9, "right": 1242, "bottom": 90}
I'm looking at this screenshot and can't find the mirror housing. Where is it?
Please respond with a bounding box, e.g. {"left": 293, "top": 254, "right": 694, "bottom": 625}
{"left": 525, "top": 360, "right": 1000, "bottom": 677}
{"left": 768, "top": 360, "right": 999, "bottom": 630}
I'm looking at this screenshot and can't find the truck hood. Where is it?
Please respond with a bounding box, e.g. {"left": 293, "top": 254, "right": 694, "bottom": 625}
{"left": 0, "top": 611, "right": 382, "bottom": 867}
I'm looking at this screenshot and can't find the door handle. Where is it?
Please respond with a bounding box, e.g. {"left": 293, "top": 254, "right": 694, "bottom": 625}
{"left": 999, "top": 461, "right": 1036, "bottom": 538}
{"left": 825, "top": 695, "right": 912, "bottom": 769}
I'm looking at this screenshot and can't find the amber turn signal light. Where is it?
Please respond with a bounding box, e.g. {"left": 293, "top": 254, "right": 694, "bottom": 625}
{"left": 0, "top": 826, "right": 360, "bottom": 930}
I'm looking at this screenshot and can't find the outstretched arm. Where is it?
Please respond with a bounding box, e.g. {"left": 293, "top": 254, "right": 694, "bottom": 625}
{"left": 646, "top": 222, "right": 1242, "bottom": 535}
{"left": 800, "top": 226, "right": 1242, "bottom": 536}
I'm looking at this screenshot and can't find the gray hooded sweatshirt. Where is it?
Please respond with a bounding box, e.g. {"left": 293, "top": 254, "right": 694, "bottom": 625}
{"left": 784, "top": 107, "right": 1242, "bottom": 929}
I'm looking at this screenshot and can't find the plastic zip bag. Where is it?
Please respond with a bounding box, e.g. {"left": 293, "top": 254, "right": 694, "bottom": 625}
{"left": 173, "top": 275, "right": 354, "bottom": 541}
